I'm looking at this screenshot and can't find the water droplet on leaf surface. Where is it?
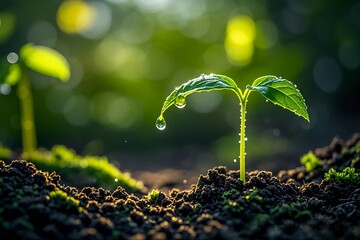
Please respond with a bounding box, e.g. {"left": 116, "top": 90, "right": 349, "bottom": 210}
{"left": 156, "top": 116, "right": 166, "bottom": 130}
{"left": 175, "top": 95, "right": 186, "bottom": 108}
{"left": 234, "top": 159, "right": 237, "bottom": 162}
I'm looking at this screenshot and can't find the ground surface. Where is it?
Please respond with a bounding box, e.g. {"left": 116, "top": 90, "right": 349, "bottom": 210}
{"left": 0, "top": 133, "right": 359, "bottom": 240}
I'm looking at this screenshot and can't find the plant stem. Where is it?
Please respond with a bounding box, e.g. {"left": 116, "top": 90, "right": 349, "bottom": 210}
{"left": 237, "top": 88, "right": 250, "bottom": 183}
{"left": 17, "top": 72, "right": 37, "bottom": 154}
{"left": 239, "top": 98, "right": 247, "bottom": 183}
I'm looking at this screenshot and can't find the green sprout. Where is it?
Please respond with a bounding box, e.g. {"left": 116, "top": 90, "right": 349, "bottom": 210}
{"left": 300, "top": 151, "right": 322, "bottom": 172}
{"left": 147, "top": 189, "right": 160, "bottom": 203}
{"left": 156, "top": 74, "right": 309, "bottom": 183}
{"left": 0, "top": 43, "right": 70, "bottom": 155}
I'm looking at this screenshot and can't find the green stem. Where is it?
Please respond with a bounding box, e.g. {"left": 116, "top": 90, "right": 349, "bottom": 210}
{"left": 17, "top": 72, "right": 37, "bottom": 155}
{"left": 237, "top": 89, "right": 250, "bottom": 183}
{"left": 239, "top": 98, "right": 246, "bottom": 183}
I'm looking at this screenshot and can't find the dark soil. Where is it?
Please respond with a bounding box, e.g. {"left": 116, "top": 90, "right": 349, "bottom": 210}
{"left": 0, "top": 133, "right": 359, "bottom": 240}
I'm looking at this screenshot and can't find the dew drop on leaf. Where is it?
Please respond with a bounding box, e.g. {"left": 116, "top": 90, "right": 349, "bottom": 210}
{"left": 245, "top": 137, "right": 248, "bottom": 141}
{"left": 266, "top": 99, "right": 269, "bottom": 102}
{"left": 156, "top": 116, "right": 166, "bottom": 130}
{"left": 175, "top": 95, "right": 186, "bottom": 109}
{"left": 234, "top": 159, "right": 237, "bottom": 162}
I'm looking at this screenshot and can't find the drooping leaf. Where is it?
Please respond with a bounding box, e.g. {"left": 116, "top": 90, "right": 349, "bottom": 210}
{"left": 247, "top": 75, "right": 310, "bottom": 122}
{"left": 19, "top": 43, "right": 70, "bottom": 81}
{"left": 159, "top": 74, "right": 239, "bottom": 115}
{"left": 4, "top": 64, "right": 21, "bottom": 85}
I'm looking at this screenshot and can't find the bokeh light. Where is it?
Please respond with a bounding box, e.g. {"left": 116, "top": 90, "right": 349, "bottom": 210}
{"left": 225, "top": 15, "right": 256, "bottom": 66}
{"left": 57, "top": 0, "right": 95, "bottom": 34}
{"left": 91, "top": 92, "right": 142, "bottom": 130}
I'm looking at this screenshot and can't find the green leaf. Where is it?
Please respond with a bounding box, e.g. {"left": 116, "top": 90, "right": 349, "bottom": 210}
{"left": 4, "top": 64, "right": 21, "bottom": 85}
{"left": 19, "top": 43, "right": 70, "bottom": 81}
{"left": 159, "top": 74, "right": 238, "bottom": 115}
{"left": 247, "top": 76, "right": 310, "bottom": 122}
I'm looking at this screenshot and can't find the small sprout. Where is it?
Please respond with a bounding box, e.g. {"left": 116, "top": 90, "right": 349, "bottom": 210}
{"left": 324, "top": 167, "right": 360, "bottom": 184}
{"left": 300, "top": 151, "right": 322, "bottom": 172}
{"left": 1, "top": 43, "right": 70, "bottom": 155}
{"left": 156, "top": 74, "right": 310, "bottom": 183}
{"left": 147, "top": 189, "right": 160, "bottom": 203}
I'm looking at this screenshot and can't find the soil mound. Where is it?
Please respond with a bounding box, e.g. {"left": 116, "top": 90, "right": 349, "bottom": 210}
{"left": 0, "top": 133, "right": 359, "bottom": 239}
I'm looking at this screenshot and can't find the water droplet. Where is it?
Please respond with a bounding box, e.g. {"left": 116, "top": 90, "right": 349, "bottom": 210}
{"left": 0, "top": 84, "right": 11, "bottom": 95}
{"left": 114, "top": 178, "right": 118, "bottom": 182}
{"left": 245, "top": 137, "right": 248, "bottom": 141}
{"left": 238, "top": 141, "right": 241, "bottom": 143}
{"left": 245, "top": 153, "right": 247, "bottom": 155}
{"left": 266, "top": 100, "right": 269, "bottom": 102}
{"left": 156, "top": 116, "right": 166, "bottom": 130}
{"left": 234, "top": 159, "right": 237, "bottom": 162}
{"left": 246, "top": 100, "right": 248, "bottom": 103}
{"left": 7, "top": 52, "right": 18, "bottom": 64}
{"left": 294, "top": 84, "right": 297, "bottom": 88}
{"left": 175, "top": 95, "right": 186, "bottom": 109}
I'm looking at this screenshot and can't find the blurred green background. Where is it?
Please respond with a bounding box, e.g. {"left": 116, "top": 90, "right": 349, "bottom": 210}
{"left": 0, "top": 0, "right": 359, "bottom": 174}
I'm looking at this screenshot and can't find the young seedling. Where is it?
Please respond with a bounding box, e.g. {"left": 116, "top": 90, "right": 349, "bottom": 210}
{"left": 0, "top": 43, "right": 70, "bottom": 154}
{"left": 156, "top": 74, "right": 309, "bottom": 183}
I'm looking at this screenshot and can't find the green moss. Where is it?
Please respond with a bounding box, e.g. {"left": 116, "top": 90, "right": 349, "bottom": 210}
{"left": 49, "top": 189, "right": 82, "bottom": 212}
{"left": 300, "top": 151, "right": 322, "bottom": 172}
{"left": 221, "top": 188, "right": 263, "bottom": 214}
{"left": 244, "top": 187, "right": 263, "bottom": 202}
{"left": 270, "top": 202, "right": 311, "bottom": 220}
{"left": 324, "top": 167, "right": 360, "bottom": 184}
{"left": 222, "top": 188, "right": 240, "bottom": 201}
{"left": 223, "top": 200, "right": 244, "bottom": 214}
{"left": 24, "top": 145, "right": 143, "bottom": 191}
{"left": 349, "top": 141, "right": 360, "bottom": 154}
{"left": 147, "top": 189, "right": 160, "bottom": 203}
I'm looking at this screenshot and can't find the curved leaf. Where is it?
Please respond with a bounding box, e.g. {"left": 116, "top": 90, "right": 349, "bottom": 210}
{"left": 247, "top": 76, "right": 310, "bottom": 122}
{"left": 20, "top": 43, "right": 70, "bottom": 81}
{"left": 159, "top": 74, "right": 239, "bottom": 115}
{"left": 4, "top": 64, "right": 21, "bottom": 85}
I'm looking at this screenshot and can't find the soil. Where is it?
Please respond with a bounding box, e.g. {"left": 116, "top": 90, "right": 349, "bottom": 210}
{"left": 0, "top": 133, "right": 359, "bottom": 240}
